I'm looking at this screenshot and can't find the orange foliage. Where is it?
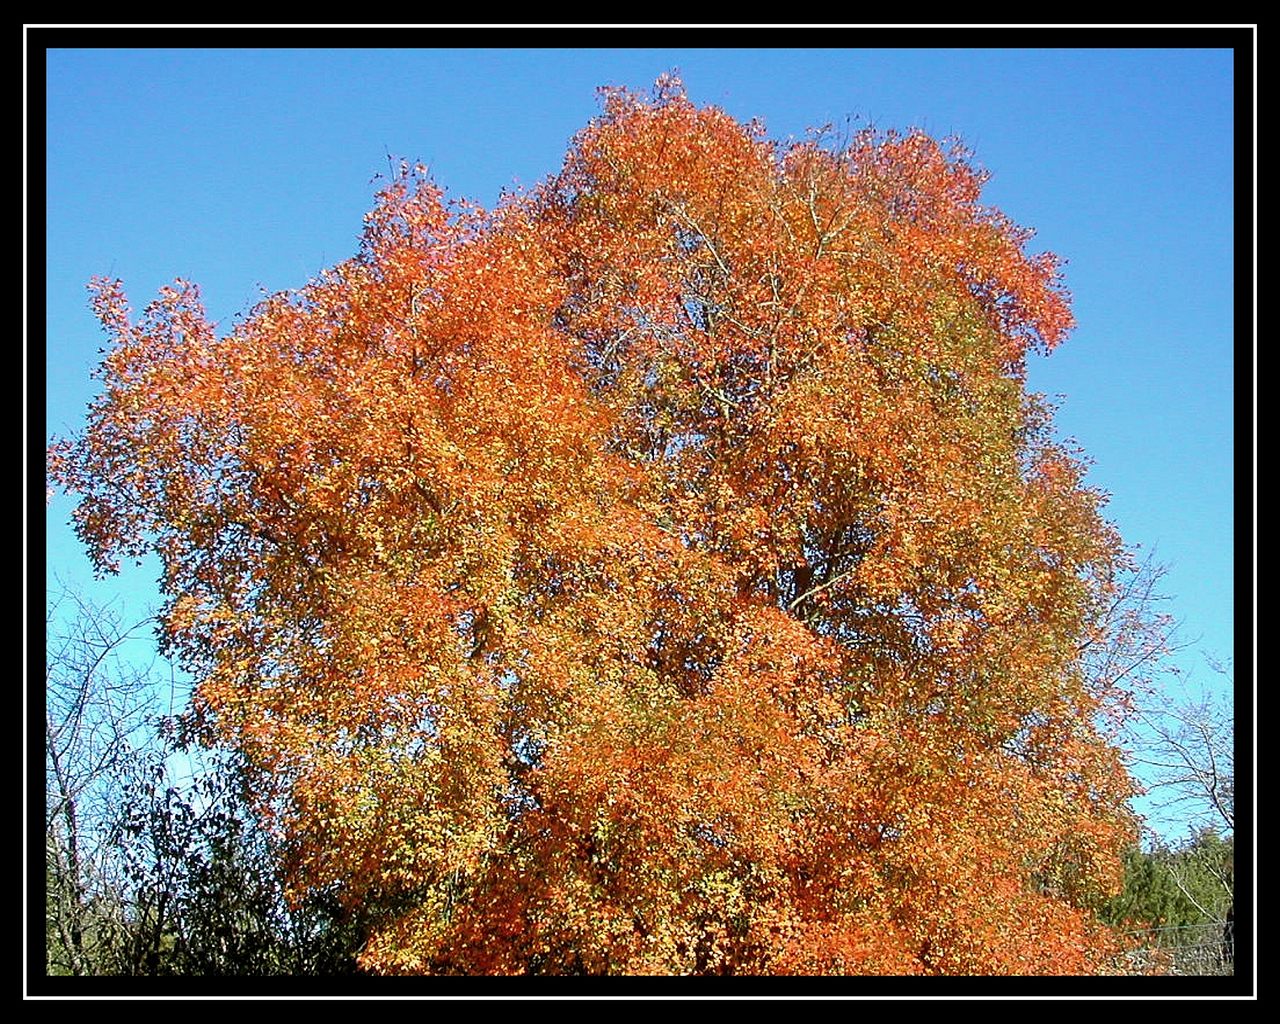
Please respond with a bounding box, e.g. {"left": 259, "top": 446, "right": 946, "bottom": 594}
{"left": 49, "top": 77, "right": 1139, "bottom": 975}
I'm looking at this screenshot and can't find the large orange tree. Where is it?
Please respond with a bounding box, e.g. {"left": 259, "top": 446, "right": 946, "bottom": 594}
{"left": 49, "top": 77, "right": 1141, "bottom": 975}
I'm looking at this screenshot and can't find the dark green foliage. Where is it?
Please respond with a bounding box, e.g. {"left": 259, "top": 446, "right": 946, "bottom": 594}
{"left": 108, "top": 756, "right": 369, "bottom": 976}
{"left": 1104, "top": 828, "right": 1233, "bottom": 975}
{"left": 1105, "top": 829, "right": 1233, "bottom": 931}
{"left": 48, "top": 749, "right": 372, "bottom": 976}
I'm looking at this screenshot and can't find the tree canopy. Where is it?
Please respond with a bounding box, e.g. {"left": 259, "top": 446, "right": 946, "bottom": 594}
{"left": 49, "top": 77, "right": 1144, "bottom": 975}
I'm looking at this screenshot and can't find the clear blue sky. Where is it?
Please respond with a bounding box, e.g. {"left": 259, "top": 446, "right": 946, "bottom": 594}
{"left": 42, "top": 45, "right": 1241, "bottom": 840}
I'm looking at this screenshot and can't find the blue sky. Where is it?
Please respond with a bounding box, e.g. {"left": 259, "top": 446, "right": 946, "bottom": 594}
{"left": 41, "top": 45, "right": 1241, "bottom": 840}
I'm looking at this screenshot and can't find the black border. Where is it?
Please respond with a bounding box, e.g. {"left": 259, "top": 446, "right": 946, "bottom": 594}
{"left": 27, "top": 23, "right": 1257, "bottom": 1001}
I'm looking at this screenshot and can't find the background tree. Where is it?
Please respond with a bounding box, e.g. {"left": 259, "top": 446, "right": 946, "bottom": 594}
{"left": 1118, "top": 658, "right": 1235, "bottom": 975}
{"left": 1104, "top": 829, "right": 1234, "bottom": 975}
{"left": 45, "top": 585, "right": 159, "bottom": 975}
{"left": 105, "top": 748, "right": 370, "bottom": 976}
{"left": 1130, "top": 661, "right": 1234, "bottom": 837}
{"left": 49, "top": 77, "right": 1147, "bottom": 975}
{"left": 44, "top": 586, "right": 369, "bottom": 976}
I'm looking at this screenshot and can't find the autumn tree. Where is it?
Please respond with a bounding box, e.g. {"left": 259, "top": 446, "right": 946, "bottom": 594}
{"left": 48, "top": 76, "right": 1146, "bottom": 975}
